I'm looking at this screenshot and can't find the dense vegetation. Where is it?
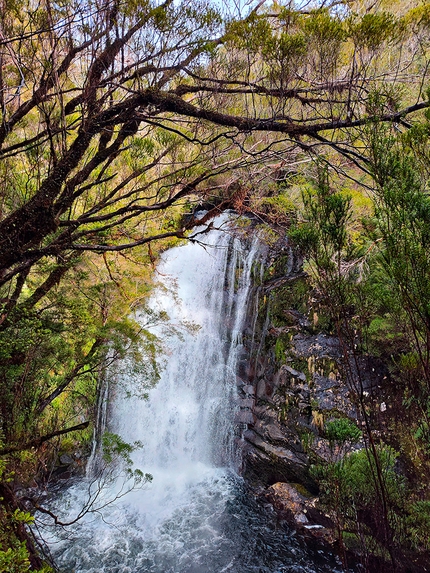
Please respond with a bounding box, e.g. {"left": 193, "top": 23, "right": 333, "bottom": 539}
{"left": 289, "top": 128, "right": 430, "bottom": 570}
{"left": 0, "top": 0, "right": 429, "bottom": 570}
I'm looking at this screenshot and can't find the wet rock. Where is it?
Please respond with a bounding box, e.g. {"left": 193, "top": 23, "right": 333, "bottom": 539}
{"left": 266, "top": 482, "right": 314, "bottom": 526}
{"left": 310, "top": 438, "right": 335, "bottom": 463}
{"left": 255, "top": 358, "right": 268, "bottom": 378}
{"left": 265, "top": 422, "right": 287, "bottom": 443}
{"left": 292, "top": 333, "right": 342, "bottom": 360}
{"left": 301, "top": 525, "right": 337, "bottom": 546}
{"left": 283, "top": 310, "right": 310, "bottom": 329}
{"left": 235, "top": 411, "right": 255, "bottom": 425}
{"left": 265, "top": 482, "right": 337, "bottom": 546}
{"left": 256, "top": 378, "right": 271, "bottom": 399}
{"left": 242, "top": 385, "right": 255, "bottom": 396}
{"left": 243, "top": 328, "right": 361, "bottom": 495}
{"left": 52, "top": 451, "right": 87, "bottom": 479}
{"left": 313, "top": 374, "right": 357, "bottom": 418}
{"left": 242, "top": 282, "right": 381, "bottom": 511}
{"left": 283, "top": 365, "right": 307, "bottom": 382}
{"left": 242, "top": 429, "right": 316, "bottom": 491}
{"left": 59, "top": 454, "right": 74, "bottom": 465}
{"left": 57, "top": 470, "right": 73, "bottom": 480}
{"left": 295, "top": 512, "right": 309, "bottom": 524}
{"left": 237, "top": 360, "right": 251, "bottom": 379}
{"left": 236, "top": 397, "right": 255, "bottom": 409}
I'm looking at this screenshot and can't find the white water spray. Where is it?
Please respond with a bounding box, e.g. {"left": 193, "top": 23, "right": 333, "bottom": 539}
{"left": 106, "top": 214, "right": 259, "bottom": 519}
{"left": 43, "top": 215, "right": 259, "bottom": 569}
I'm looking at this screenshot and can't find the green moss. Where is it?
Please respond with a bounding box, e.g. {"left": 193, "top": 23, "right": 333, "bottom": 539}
{"left": 270, "top": 278, "right": 310, "bottom": 322}
{"left": 342, "top": 532, "right": 362, "bottom": 551}
{"left": 289, "top": 357, "right": 309, "bottom": 377}
{"left": 290, "top": 482, "right": 314, "bottom": 498}
{"left": 274, "top": 334, "right": 292, "bottom": 365}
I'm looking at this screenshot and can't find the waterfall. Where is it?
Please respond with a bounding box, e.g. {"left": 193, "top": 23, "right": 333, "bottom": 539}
{"left": 42, "top": 214, "right": 340, "bottom": 573}
{"left": 104, "top": 213, "right": 259, "bottom": 504}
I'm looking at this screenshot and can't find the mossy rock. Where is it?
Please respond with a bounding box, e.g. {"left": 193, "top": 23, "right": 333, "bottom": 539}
{"left": 269, "top": 278, "right": 311, "bottom": 326}
{"left": 274, "top": 333, "right": 292, "bottom": 365}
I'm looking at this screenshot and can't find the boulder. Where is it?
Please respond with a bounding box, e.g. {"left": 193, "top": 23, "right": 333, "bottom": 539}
{"left": 267, "top": 482, "right": 313, "bottom": 525}
{"left": 265, "top": 482, "right": 336, "bottom": 544}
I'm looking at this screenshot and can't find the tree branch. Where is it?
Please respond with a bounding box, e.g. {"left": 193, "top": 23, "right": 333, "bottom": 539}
{"left": 0, "top": 422, "right": 90, "bottom": 456}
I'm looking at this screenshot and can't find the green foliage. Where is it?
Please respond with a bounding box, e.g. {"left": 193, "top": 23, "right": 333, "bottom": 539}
{"left": 289, "top": 166, "right": 358, "bottom": 330}
{"left": 349, "top": 12, "right": 398, "bottom": 50}
{"left": 262, "top": 31, "right": 307, "bottom": 63}
{"left": 101, "top": 431, "right": 142, "bottom": 466}
{"left": 413, "top": 398, "right": 430, "bottom": 453}
{"left": 260, "top": 191, "right": 296, "bottom": 224}
{"left": 11, "top": 510, "right": 34, "bottom": 526}
{"left": 0, "top": 542, "right": 31, "bottom": 573}
{"left": 403, "top": 4, "right": 430, "bottom": 30}
{"left": 312, "top": 445, "right": 405, "bottom": 540}
{"left": 304, "top": 9, "right": 345, "bottom": 44}
{"left": 0, "top": 543, "right": 52, "bottom": 573}
{"left": 287, "top": 121, "right": 430, "bottom": 562}
{"left": 262, "top": 31, "right": 307, "bottom": 86}
{"left": 274, "top": 336, "right": 286, "bottom": 364}
{"left": 226, "top": 13, "right": 271, "bottom": 52}
{"left": 100, "top": 431, "right": 152, "bottom": 485}
{"left": 367, "top": 316, "right": 395, "bottom": 339}
{"left": 367, "top": 124, "right": 430, "bottom": 394}
{"left": 0, "top": 460, "right": 52, "bottom": 572}
{"left": 325, "top": 418, "right": 361, "bottom": 449}
{"left": 0, "top": 0, "right": 428, "bottom": 566}
{"left": 298, "top": 428, "right": 315, "bottom": 454}
{"left": 406, "top": 501, "right": 430, "bottom": 550}
{"left": 304, "top": 9, "right": 345, "bottom": 78}
{"left": 290, "top": 168, "right": 352, "bottom": 258}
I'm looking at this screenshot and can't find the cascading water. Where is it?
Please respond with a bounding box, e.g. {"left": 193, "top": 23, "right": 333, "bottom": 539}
{"left": 41, "top": 214, "right": 340, "bottom": 573}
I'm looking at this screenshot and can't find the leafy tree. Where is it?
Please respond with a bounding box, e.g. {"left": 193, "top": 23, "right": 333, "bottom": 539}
{"left": 289, "top": 111, "right": 430, "bottom": 568}
{"left": 289, "top": 165, "right": 405, "bottom": 569}
{"left": 0, "top": 0, "right": 427, "bottom": 291}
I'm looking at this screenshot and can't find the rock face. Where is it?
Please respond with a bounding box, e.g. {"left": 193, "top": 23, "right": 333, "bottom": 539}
{"left": 265, "top": 482, "right": 335, "bottom": 540}
{"left": 234, "top": 238, "right": 390, "bottom": 559}
{"left": 235, "top": 246, "right": 366, "bottom": 535}
{"left": 51, "top": 451, "right": 86, "bottom": 480}
{"left": 240, "top": 325, "right": 360, "bottom": 487}
{"left": 234, "top": 235, "right": 430, "bottom": 572}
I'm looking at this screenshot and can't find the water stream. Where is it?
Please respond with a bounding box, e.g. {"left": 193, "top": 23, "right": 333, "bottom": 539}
{"left": 42, "top": 214, "right": 340, "bottom": 573}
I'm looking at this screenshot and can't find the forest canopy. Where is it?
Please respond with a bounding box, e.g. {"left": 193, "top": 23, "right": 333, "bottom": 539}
{"left": 1, "top": 0, "right": 430, "bottom": 569}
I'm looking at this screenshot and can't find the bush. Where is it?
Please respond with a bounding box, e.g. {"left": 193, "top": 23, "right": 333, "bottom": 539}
{"left": 325, "top": 418, "right": 362, "bottom": 449}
